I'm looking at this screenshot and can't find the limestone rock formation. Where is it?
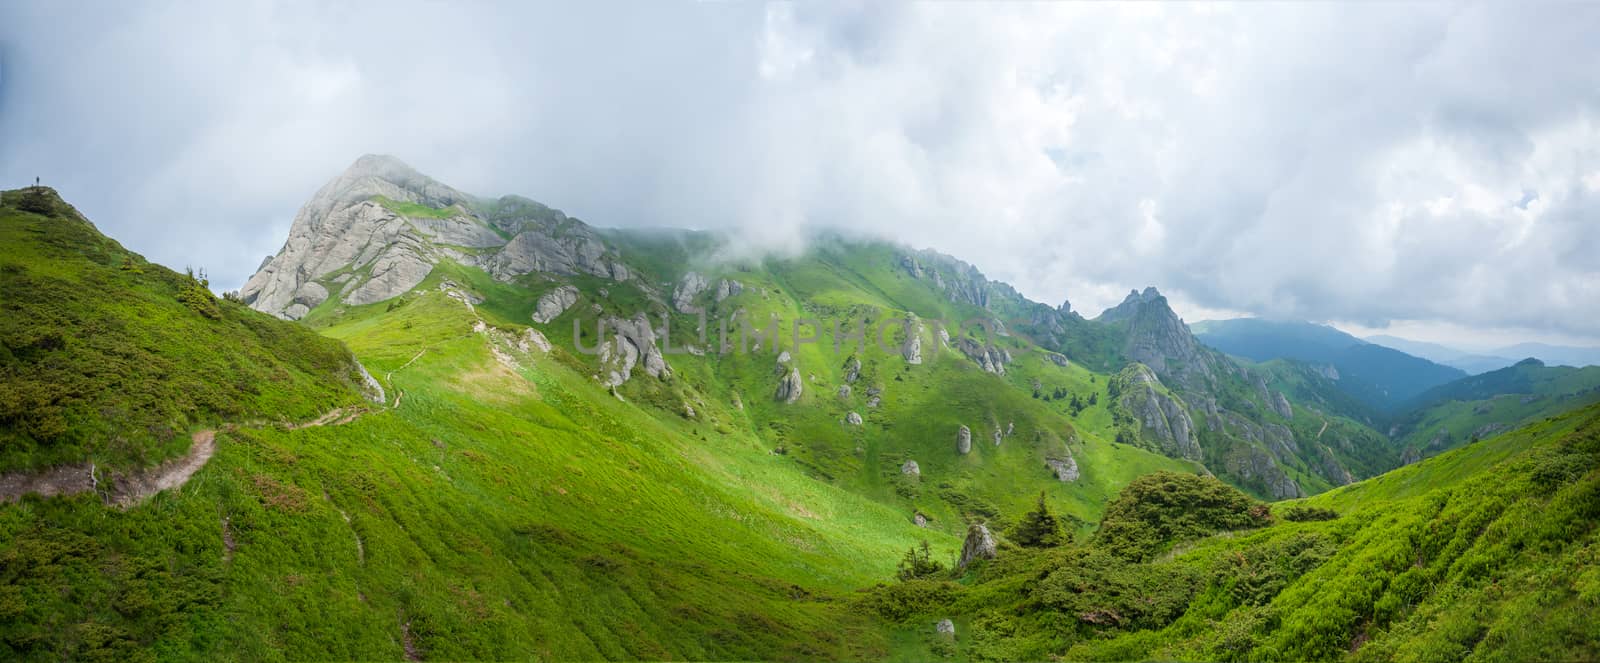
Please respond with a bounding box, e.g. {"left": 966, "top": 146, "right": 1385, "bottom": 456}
{"left": 1113, "top": 365, "right": 1202, "bottom": 461}
{"left": 1270, "top": 391, "right": 1294, "bottom": 419}
{"left": 596, "top": 313, "right": 671, "bottom": 387}
{"left": 956, "top": 425, "right": 972, "bottom": 454}
{"left": 714, "top": 278, "right": 743, "bottom": 302}
{"left": 532, "top": 285, "right": 580, "bottom": 324}
{"left": 843, "top": 356, "right": 861, "bottom": 383}
{"left": 1045, "top": 455, "right": 1080, "bottom": 482}
{"left": 954, "top": 337, "right": 1009, "bottom": 374}
{"left": 776, "top": 367, "right": 804, "bottom": 403}
{"left": 902, "top": 316, "right": 923, "bottom": 365}
{"left": 956, "top": 523, "right": 997, "bottom": 569}
{"left": 672, "top": 272, "right": 707, "bottom": 313}
{"left": 241, "top": 155, "right": 635, "bottom": 320}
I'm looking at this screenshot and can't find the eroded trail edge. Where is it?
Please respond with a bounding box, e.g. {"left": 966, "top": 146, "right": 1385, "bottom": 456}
{"left": 0, "top": 405, "right": 370, "bottom": 508}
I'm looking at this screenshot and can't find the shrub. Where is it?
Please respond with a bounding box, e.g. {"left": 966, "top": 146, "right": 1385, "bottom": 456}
{"left": 1095, "top": 471, "right": 1269, "bottom": 561}
{"left": 897, "top": 540, "right": 946, "bottom": 581}
{"left": 1282, "top": 505, "right": 1340, "bottom": 522}
{"left": 1013, "top": 491, "right": 1066, "bottom": 548}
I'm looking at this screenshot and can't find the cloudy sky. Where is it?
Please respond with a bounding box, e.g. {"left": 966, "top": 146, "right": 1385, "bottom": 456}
{"left": 2, "top": 2, "right": 1597, "bottom": 349}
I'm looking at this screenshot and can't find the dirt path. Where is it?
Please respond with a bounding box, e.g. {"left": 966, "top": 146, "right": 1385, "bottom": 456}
{"left": 0, "top": 405, "right": 370, "bottom": 508}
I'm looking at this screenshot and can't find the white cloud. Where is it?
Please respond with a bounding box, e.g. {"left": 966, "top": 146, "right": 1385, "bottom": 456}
{"left": 1, "top": 1, "right": 1597, "bottom": 342}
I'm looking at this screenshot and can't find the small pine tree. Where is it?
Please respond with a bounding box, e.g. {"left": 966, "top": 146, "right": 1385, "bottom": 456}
{"left": 1088, "top": 392, "right": 1098, "bottom": 406}
{"left": 1012, "top": 491, "right": 1064, "bottom": 548}
{"left": 896, "top": 540, "right": 945, "bottom": 581}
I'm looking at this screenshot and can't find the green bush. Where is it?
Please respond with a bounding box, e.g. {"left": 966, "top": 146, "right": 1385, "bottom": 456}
{"left": 1095, "top": 471, "right": 1268, "bottom": 561}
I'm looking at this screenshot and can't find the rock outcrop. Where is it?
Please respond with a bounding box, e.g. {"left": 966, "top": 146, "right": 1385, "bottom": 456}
{"left": 844, "top": 411, "right": 863, "bottom": 426}
{"left": 902, "top": 316, "right": 923, "bottom": 365}
{"left": 531, "top": 285, "right": 580, "bottom": 324}
{"left": 242, "top": 155, "right": 635, "bottom": 320}
{"left": 714, "top": 278, "right": 743, "bottom": 302}
{"left": 672, "top": 272, "right": 708, "bottom": 313}
{"left": 596, "top": 313, "right": 671, "bottom": 387}
{"left": 1046, "top": 455, "right": 1080, "bottom": 482}
{"left": 775, "top": 367, "right": 804, "bottom": 403}
{"left": 913, "top": 511, "right": 929, "bottom": 527}
{"left": 956, "top": 523, "right": 997, "bottom": 569}
{"left": 901, "top": 460, "right": 920, "bottom": 476}
{"left": 843, "top": 356, "right": 861, "bottom": 383}
{"left": 956, "top": 425, "right": 972, "bottom": 455}
{"left": 935, "top": 619, "right": 955, "bottom": 636}
{"left": 1113, "top": 365, "right": 1202, "bottom": 461}
{"left": 1270, "top": 391, "right": 1294, "bottom": 419}
{"left": 954, "top": 337, "right": 1010, "bottom": 375}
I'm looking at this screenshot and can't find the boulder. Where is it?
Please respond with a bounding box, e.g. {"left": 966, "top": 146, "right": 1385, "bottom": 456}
{"left": 714, "top": 278, "right": 744, "bottom": 302}
{"left": 956, "top": 425, "right": 972, "bottom": 454}
{"left": 596, "top": 313, "right": 671, "bottom": 387}
{"left": 844, "top": 411, "right": 863, "bottom": 426}
{"left": 775, "top": 368, "right": 804, "bottom": 404}
{"left": 837, "top": 385, "right": 852, "bottom": 398}
{"left": 935, "top": 619, "right": 955, "bottom": 636}
{"left": 901, "top": 459, "right": 921, "bottom": 476}
{"left": 843, "top": 356, "right": 861, "bottom": 383}
{"left": 913, "top": 511, "right": 929, "bottom": 527}
{"left": 956, "top": 523, "right": 997, "bottom": 569}
{"left": 1045, "top": 456, "right": 1080, "bottom": 482}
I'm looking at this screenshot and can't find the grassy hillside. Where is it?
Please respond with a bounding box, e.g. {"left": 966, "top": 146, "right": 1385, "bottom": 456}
{"left": 1390, "top": 358, "right": 1600, "bottom": 462}
{"left": 0, "top": 188, "right": 368, "bottom": 473}
{"left": 862, "top": 402, "right": 1600, "bottom": 661}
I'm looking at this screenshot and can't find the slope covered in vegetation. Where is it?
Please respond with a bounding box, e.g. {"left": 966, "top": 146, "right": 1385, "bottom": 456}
{"left": 0, "top": 188, "right": 369, "bottom": 473}
{"left": 861, "top": 402, "right": 1600, "bottom": 661}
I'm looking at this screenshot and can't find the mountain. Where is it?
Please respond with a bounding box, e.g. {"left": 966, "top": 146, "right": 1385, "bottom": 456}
{"left": 1387, "top": 357, "right": 1600, "bottom": 463}
{"left": 1492, "top": 342, "right": 1600, "bottom": 368}
{"left": 10, "top": 158, "right": 1595, "bottom": 660}
{"left": 237, "top": 156, "right": 1388, "bottom": 501}
{"left": 1364, "top": 334, "right": 1516, "bottom": 374}
{"left": 1193, "top": 318, "right": 1466, "bottom": 411}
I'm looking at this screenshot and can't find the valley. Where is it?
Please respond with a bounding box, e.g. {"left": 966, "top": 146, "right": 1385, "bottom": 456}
{"left": 2, "top": 161, "right": 1597, "bottom": 661}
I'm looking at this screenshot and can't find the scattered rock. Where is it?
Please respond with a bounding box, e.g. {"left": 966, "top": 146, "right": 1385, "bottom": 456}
{"left": 714, "top": 278, "right": 744, "bottom": 302}
{"left": 956, "top": 425, "right": 972, "bottom": 454}
{"left": 935, "top": 619, "right": 955, "bottom": 636}
{"left": 843, "top": 356, "right": 862, "bottom": 383}
{"left": 902, "top": 316, "right": 923, "bottom": 365}
{"left": 845, "top": 411, "right": 863, "bottom": 426}
{"left": 992, "top": 427, "right": 1002, "bottom": 446}
{"left": 867, "top": 395, "right": 882, "bottom": 408}
{"left": 1044, "top": 352, "right": 1069, "bottom": 367}
{"left": 913, "top": 511, "right": 929, "bottom": 527}
{"left": 954, "top": 337, "right": 1009, "bottom": 374}
{"left": 837, "top": 385, "right": 852, "bottom": 398}
{"left": 901, "top": 460, "right": 920, "bottom": 476}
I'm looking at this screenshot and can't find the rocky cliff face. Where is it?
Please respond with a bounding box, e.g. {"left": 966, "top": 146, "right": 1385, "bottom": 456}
{"left": 1112, "top": 364, "right": 1202, "bottom": 461}
{"left": 241, "top": 155, "right": 634, "bottom": 320}
{"left": 1104, "top": 288, "right": 1223, "bottom": 392}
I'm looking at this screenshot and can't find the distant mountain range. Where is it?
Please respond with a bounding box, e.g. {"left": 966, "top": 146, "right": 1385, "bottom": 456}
{"left": 1191, "top": 318, "right": 1465, "bottom": 413}
{"left": 1365, "top": 334, "right": 1600, "bottom": 373}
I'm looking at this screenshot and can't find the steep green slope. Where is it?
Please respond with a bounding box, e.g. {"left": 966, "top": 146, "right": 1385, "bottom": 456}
{"left": 0, "top": 188, "right": 371, "bottom": 473}
{"left": 863, "top": 402, "right": 1600, "bottom": 662}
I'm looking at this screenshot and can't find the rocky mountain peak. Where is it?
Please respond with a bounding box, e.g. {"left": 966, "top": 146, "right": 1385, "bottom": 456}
{"left": 240, "top": 155, "right": 630, "bottom": 321}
